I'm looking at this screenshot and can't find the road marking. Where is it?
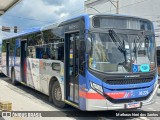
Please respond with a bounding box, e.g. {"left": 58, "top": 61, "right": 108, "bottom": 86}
{"left": 139, "top": 117, "right": 150, "bottom": 120}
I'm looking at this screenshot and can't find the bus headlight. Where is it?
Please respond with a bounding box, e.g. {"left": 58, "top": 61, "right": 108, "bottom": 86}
{"left": 90, "top": 82, "right": 103, "bottom": 94}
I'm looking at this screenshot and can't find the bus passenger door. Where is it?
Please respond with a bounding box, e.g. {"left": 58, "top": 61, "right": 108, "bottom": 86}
{"left": 65, "top": 32, "right": 79, "bottom": 104}
{"left": 20, "top": 40, "right": 27, "bottom": 83}
{"left": 6, "top": 43, "right": 10, "bottom": 76}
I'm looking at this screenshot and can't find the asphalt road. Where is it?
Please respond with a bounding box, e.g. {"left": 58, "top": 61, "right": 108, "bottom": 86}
{"left": 0, "top": 75, "right": 160, "bottom": 120}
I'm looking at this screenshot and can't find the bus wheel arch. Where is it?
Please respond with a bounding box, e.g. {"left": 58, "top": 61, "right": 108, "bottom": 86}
{"left": 49, "top": 77, "right": 57, "bottom": 102}
{"left": 49, "top": 77, "right": 66, "bottom": 108}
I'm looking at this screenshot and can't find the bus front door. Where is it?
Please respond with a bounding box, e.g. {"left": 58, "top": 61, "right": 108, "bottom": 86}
{"left": 20, "top": 40, "right": 27, "bottom": 83}
{"left": 65, "top": 32, "right": 79, "bottom": 104}
{"left": 6, "top": 43, "right": 10, "bottom": 76}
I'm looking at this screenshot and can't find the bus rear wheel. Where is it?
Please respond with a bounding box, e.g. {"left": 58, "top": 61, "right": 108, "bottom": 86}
{"left": 52, "top": 81, "right": 66, "bottom": 108}
{"left": 11, "top": 70, "right": 18, "bottom": 85}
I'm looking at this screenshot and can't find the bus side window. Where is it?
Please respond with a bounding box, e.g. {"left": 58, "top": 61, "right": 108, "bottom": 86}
{"left": 16, "top": 47, "right": 20, "bottom": 57}
{"left": 48, "top": 43, "right": 64, "bottom": 61}
{"left": 57, "top": 43, "right": 64, "bottom": 61}
{"left": 79, "top": 40, "right": 85, "bottom": 76}
{"left": 35, "top": 44, "right": 50, "bottom": 59}
{"left": 28, "top": 47, "right": 36, "bottom": 58}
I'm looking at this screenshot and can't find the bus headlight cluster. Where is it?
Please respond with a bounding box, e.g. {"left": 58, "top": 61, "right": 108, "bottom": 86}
{"left": 90, "top": 82, "right": 103, "bottom": 94}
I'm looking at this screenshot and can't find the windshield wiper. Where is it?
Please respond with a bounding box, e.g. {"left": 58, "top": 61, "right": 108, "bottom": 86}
{"left": 133, "top": 35, "right": 148, "bottom": 61}
{"left": 109, "top": 29, "right": 127, "bottom": 63}
{"left": 109, "top": 30, "right": 126, "bottom": 53}
{"left": 133, "top": 39, "right": 137, "bottom": 62}
{"left": 135, "top": 36, "right": 143, "bottom": 51}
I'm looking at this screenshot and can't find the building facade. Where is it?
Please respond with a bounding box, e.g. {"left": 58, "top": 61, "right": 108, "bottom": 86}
{"left": 85, "top": 0, "right": 160, "bottom": 46}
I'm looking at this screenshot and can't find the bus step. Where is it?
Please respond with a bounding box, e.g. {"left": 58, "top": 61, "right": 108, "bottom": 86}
{"left": 64, "top": 100, "right": 78, "bottom": 108}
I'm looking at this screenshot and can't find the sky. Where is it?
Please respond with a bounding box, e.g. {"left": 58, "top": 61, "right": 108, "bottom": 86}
{"left": 1, "top": 0, "right": 160, "bottom": 43}
{"left": 1, "top": 0, "right": 160, "bottom": 32}
{"left": 0, "top": 0, "right": 85, "bottom": 40}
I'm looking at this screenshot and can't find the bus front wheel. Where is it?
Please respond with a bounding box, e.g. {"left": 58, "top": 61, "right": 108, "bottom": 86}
{"left": 11, "top": 70, "right": 18, "bottom": 85}
{"left": 52, "top": 81, "right": 66, "bottom": 108}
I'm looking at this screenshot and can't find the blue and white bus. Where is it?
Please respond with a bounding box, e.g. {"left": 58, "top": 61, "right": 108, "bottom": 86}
{"left": 1, "top": 14, "right": 158, "bottom": 111}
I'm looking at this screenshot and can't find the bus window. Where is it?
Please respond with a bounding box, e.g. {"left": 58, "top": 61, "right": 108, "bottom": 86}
{"left": 10, "top": 38, "right": 16, "bottom": 57}
{"left": 28, "top": 46, "right": 36, "bottom": 58}
{"left": 57, "top": 43, "right": 64, "bottom": 61}
{"left": 35, "top": 43, "right": 64, "bottom": 60}
{"left": 16, "top": 47, "right": 20, "bottom": 57}
{"left": 157, "top": 50, "right": 160, "bottom": 75}
{"left": 35, "top": 45, "right": 49, "bottom": 59}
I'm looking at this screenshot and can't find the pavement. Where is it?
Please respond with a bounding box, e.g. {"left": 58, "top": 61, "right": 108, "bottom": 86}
{"left": 0, "top": 76, "right": 160, "bottom": 120}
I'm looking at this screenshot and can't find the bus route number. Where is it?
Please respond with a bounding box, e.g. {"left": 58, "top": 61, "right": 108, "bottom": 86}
{"left": 139, "top": 90, "right": 149, "bottom": 96}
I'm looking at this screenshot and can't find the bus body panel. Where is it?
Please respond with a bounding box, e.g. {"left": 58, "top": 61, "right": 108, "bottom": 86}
{"left": 26, "top": 58, "right": 64, "bottom": 96}
{"left": 79, "top": 74, "right": 88, "bottom": 110}
{"left": 14, "top": 57, "right": 21, "bottom": 82}
{"left": 1, "top": 41, "right": 8, "bottom": 76}
{"left": 83, "top": 84, "right": 158, "bottom": 111}
{"left": 1, "top": 14, "right": 158, "bottom": 111}
{"left": 1, "top": 52, "right": 7, "bottom": 75}
{"left": 79, "top": 71, "right": 158, "bottom": 111}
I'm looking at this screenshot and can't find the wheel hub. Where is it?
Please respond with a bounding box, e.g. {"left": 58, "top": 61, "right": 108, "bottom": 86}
{"left": 55, "top": 86, "right": 62, "bottom": 101}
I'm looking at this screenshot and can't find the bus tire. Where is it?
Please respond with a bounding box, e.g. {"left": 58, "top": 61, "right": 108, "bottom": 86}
{"left": 52, "top": 81, "right": 66, "bottom": 108}
{"left": 11, "top": 69, "right": 18, "bottom": 85}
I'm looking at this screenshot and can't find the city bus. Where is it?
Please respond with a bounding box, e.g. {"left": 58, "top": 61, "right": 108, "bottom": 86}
{"left": 1, "top": 14, "right": 159, "bottom": 111}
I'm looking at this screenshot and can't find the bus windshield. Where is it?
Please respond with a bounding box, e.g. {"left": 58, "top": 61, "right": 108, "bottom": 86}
{"left": 89, "top": 31, "right": 156, "bottom": 73}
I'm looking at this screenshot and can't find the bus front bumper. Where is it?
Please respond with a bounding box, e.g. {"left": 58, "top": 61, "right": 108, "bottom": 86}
{"left": 86, "top": 84, "right": 159, "bottom": 111}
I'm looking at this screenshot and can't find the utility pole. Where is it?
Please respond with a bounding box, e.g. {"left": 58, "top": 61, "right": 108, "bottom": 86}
{"left": 85, "top": 0, "right": 119, "bottom": 14}
{"left": 116, "top": 0, "right": 119, "bottom": 14}
{"left": 109, "top": 0, "right": 119, "bottom": 14}
{"left": 88, "top": 6, "right": 101, "bottom": 13}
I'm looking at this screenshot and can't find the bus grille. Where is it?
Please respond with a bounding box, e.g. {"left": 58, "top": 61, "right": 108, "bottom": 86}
{"left": 104, "top": 77, "right": 154, "bottom": 85}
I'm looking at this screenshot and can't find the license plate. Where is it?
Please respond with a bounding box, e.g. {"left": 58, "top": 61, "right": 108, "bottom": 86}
{"left": 126, "top": 102, "right": 141, "bottom": 109}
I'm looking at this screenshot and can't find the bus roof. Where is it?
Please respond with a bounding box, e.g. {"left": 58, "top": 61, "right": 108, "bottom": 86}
{"left": 3, "top": 14, "right": 90, "bottom": 41}
{"left": 41, "top": 14, "right": 90, "bottom": 31}
{"left": 3, "top": 27, "right": 40, "bottom": 40}
{"left": 3, "top": 14, "right": 152, "bottom": 40}
{"left": 40, "top": 23, "right": 58, "bottom": 31}
{"left": 58, "top": 14, "right": 90, "bottom": 30}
